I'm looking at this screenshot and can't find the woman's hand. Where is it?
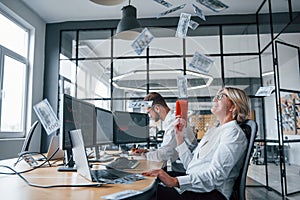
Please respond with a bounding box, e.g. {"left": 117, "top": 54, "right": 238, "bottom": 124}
{"left": 142, "top": 169, "right": 179, "bottom": 188}
{"left": 174, "top": 117, "right": 186, "bottom": 145}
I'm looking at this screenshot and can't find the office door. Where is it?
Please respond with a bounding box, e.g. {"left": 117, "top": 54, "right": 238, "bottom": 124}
{"left": 275, "top": 40, "right": 300, "bottom": 196}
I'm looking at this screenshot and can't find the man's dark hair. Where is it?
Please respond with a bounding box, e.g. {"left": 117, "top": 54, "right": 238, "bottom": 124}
{"left": 144, "top": 92, "right": 168, "bottom": 108}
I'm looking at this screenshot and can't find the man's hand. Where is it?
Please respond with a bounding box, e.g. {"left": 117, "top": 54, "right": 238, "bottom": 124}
{"left": 142, "top": 169, "right": 179, "bottom": 188}
{"left": 131, "top": 148, "right": 148, "bottom": 155}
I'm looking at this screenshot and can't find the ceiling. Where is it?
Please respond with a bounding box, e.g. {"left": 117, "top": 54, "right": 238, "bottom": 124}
{"left": 21, "top": 0, "right": 264, "bottom": 23}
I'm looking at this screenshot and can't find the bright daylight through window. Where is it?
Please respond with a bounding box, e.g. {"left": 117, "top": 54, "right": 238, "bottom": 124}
{"left": 0, "top": 11, "right": 29, "bottom": 136}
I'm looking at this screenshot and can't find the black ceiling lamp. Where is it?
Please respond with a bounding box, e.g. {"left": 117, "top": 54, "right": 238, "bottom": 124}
{"left": 115, "top": 0, "right": 141, "bottom": 40}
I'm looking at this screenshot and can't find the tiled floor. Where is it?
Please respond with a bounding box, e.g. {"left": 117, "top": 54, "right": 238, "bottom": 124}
{"left": 246, "top": 163, "right": 300, "bottom": 199}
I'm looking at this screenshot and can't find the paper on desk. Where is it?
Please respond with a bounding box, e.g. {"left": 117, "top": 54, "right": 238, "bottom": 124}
{"left": 129, "top": 155, "right": 147, "bottom": 160}
{"left": 101, "top": 190, "right": 142, "bottom": 200}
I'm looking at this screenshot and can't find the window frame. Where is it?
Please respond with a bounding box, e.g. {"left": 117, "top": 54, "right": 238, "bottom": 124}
{"left": 0, "top": 10, "right": 30, "bottom": 138}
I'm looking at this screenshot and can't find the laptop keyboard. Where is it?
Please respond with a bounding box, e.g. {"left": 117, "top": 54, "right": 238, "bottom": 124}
{"left": 91, "top": 168, "right": 144, "bottom": 184}
{"left": 106, "top": 157, "right": 140, "bottom": 169}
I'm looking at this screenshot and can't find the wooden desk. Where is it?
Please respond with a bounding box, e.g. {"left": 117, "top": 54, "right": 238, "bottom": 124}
{"left": 0, "top": 157, "right": 163, "bottom": 200}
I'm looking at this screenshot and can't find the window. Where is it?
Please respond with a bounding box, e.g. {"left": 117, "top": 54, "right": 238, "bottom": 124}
{"left": 0, "top": 11, "right": 29, "bottom": 138}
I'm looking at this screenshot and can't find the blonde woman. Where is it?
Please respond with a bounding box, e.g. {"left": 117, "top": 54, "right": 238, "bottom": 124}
{"left": 143, "top": 87, "right": 251, "bottom": 200}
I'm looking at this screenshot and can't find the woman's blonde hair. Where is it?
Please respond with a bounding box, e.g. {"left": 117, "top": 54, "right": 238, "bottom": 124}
{"left": 220, "top": 87, "right": 251, "bottom": 123}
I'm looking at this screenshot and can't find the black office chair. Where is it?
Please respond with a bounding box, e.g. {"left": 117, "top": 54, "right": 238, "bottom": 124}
{"left": 230, "top": 119, "right": 258, "bottom": 200}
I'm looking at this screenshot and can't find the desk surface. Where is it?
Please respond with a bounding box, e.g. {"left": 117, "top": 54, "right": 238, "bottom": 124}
{"left": 0, "top": 156, "right": 163, "bottom": 200}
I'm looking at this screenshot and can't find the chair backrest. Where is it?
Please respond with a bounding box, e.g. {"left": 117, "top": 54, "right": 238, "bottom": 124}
{"left": 230, "top": 119, "right": 258, "bottom": 200}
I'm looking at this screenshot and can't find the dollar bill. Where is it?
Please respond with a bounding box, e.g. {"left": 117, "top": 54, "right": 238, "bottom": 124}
{"left": 33, "top": 99, "right": 60, "bottom": 135}
{"left": 189, "top": 19, "right": 199, "bottom": 30}
{"left": 255, "top": 86, "right": 275, "bottom": 96}
{"left": 192, "top": 4, "right": 206, "bottom": 21}
{"left": 196, "top": 0, "right": 229, "bottom": 12}
{"left": 189, "top": 51, "right": 214, "bottom": 73}
{"left": 176, "top": 13, "right": 191, "bottom": 38}
{"left": 131, "top": 28, "right": 154, "bottom": 55}
{"left": 129, "top": 101, "right": 153, "bottom": 109}
{"left": 177, "top": 75, "right": 188, "bottom": 98}
{"left": 153, "top": 0, "right": 173, "bottom": 8}
{"left": 156, "top": 3, "right": 186, "bottom": 19}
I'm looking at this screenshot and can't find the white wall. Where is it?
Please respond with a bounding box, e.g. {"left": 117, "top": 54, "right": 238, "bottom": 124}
{"left": 0, "top": 0, "right": 45, "bottom": 160}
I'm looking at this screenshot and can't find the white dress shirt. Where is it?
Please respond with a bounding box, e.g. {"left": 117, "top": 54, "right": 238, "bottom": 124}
{"left": 146, "top": 110, "right": 197, "bottom": 165}
{"left": 175, "top": 120, "right": 248, "bottom": 200}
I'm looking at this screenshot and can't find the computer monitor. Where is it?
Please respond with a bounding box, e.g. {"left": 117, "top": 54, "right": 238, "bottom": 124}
{"left": 95, "top": 107, "right": 113, "bottom": 145}
{"left": 59, "top": 94, "right": 96, "bottom": 171}
{"left": 113, "top": 111, "right": 149, "bottom": 145}
{"left": 61, "top": 94, "right": 96, "bottom": 150}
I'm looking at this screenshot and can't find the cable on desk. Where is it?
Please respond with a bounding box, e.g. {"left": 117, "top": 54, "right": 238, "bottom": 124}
{"left": 0, "top": 165, "right": 102, "bottom": 188}
{"left": 14, "top": 151, "right": 51, "bottom": 167}
{"left": 0, "top": 148, "right": 61, "bottom": 175}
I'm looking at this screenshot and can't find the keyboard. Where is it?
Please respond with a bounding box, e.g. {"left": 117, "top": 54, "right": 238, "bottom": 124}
{"left": 89, "top": 154, "right": 114, "bottom": 162}
{"left": 107, "top": 157, "right": 140, "bottom": 169}
{"left": 92, "top": 168, "right": 132, "bottom": 180}
{"left": 91, "top": 168, "right": 144, "bottom": 184}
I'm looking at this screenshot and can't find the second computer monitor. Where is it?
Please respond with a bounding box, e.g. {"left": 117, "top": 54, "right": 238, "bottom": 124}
{"left": 113, "top": 111, "right": 149, "bottom": 144}
{"left": 95, "top": 107, "right": 113, "bottom": 145}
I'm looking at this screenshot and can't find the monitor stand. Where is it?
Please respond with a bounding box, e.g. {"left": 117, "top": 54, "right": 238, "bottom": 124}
{"left": 57, "top": 149, "right": 77, "bottom": 172}
{"left": 88, "top": 146, "right": 114, "bottom": 162}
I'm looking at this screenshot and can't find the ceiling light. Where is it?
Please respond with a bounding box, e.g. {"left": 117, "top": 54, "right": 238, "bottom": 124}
{"left": 89, "top": 0, "right": 125, "bottom": 6}
{"left": 112, "top": 69, "right": 213, "bottom": 92}
{"left": 115, "top": 1, "right": 141, "bottom": 40}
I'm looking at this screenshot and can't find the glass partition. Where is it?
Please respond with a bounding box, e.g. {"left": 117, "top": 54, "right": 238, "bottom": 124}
{"left": 77, "top": 59, "right": 111, "bottom": 100}
{"left": 271, "top": 0, "right": 291, "bottom": 37}
{"left": 78, "top": 30, "right": 111, "bottom": 58}
{"left": 113, "top": 38, "right": 146, "bottom": 57}
{"left": 223, "top": 55, "right": 260, "bottom": 95}
{"left": 223, "top": 24, "right": 258, "bottom": 53}
{"left": 186, "top": 26, "right": 220, "bottom": 54}
{"left": 291, "top": 0, "right": 300, "bottom": 19}
{"left": 60, "top": 31, "right": 76, "bottom": 59}
{"left": 258, "top": 1, "right": 272, "bottom": 51}
{"left": 276, "top": 41, "right": 300, "bottom": 195}
{"left": 276, "top": 42, "right": 300, "bottom": 91}
{"left": 149, "top": 29, "right": 183, "bottom": 56}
